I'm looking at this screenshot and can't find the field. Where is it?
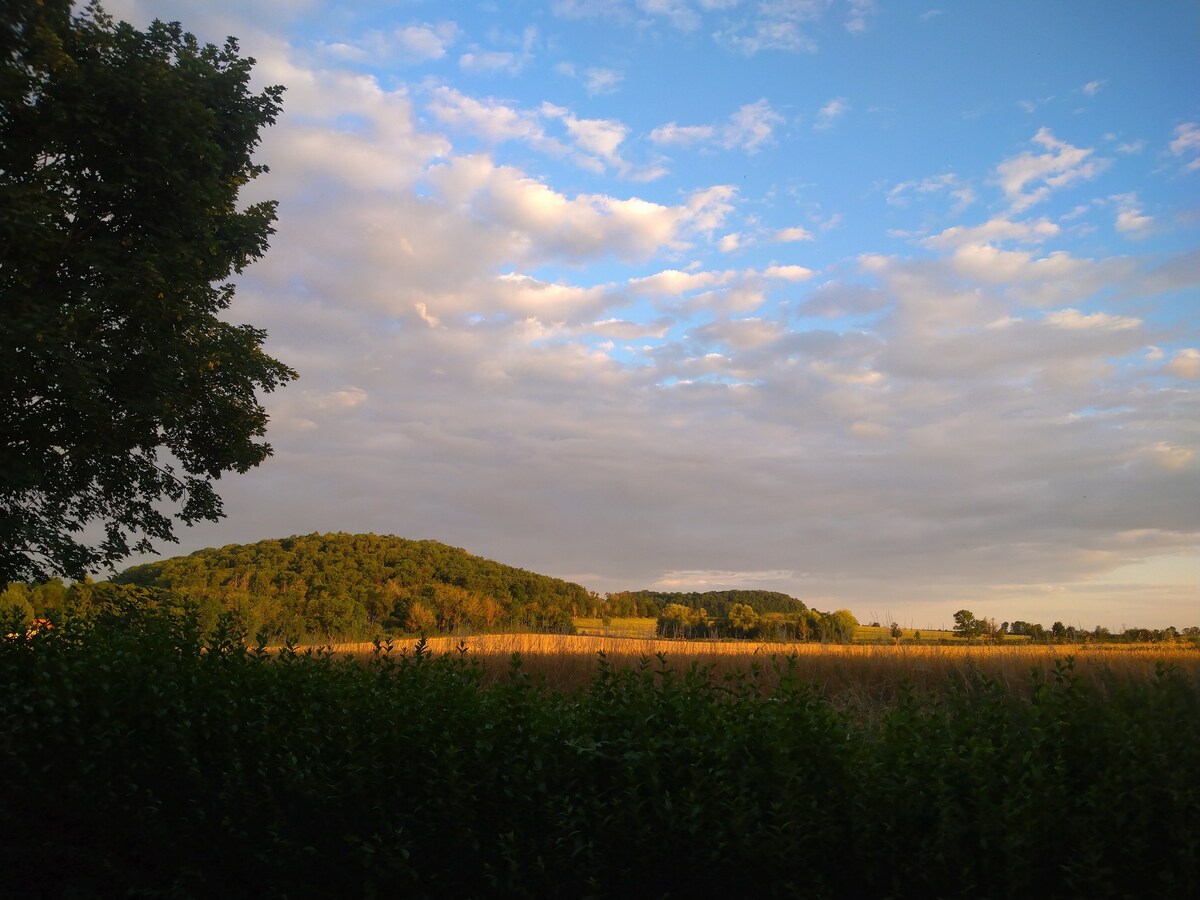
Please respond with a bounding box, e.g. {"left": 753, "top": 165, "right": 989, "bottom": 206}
{"left": 4, "top": 609, "right": 1198, "bottom": 898}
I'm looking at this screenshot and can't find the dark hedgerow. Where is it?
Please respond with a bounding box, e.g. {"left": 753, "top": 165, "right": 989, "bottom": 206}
{"left": 1, "top": 602, "right": 1197, "bottom": 899}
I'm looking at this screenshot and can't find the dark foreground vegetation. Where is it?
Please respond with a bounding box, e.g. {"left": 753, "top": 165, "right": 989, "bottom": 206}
{"left": 2, "top": 601, "right": 1198, "bottom": 900}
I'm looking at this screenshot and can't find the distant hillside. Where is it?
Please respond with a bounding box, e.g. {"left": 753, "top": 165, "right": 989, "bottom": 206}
{"left": 113, "top": 533, "right": 588, "bottom": 639}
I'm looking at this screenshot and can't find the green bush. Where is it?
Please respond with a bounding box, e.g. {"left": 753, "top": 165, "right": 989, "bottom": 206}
{"left": 2, "top": 607, "right": 1197, "bottom": 898}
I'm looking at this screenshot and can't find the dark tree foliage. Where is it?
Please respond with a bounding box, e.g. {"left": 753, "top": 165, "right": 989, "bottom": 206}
{"left": 0, "top": 1, "right": 294, "bottom": 583}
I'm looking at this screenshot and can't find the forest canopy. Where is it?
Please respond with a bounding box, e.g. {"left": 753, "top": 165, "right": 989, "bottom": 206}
{"left": 110, "top": 533, "right": 586, "bottom": 638}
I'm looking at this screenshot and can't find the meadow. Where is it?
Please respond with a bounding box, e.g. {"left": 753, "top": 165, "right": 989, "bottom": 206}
{"left": 326, "top": 627, "right": 1200, "bottom": 702}
{"left": 3, "top": 605, "right": 1197, "bottom": 898}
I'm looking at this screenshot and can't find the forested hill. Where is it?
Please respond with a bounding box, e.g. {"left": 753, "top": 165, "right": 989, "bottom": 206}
{"left": 112, "top": 533, "right": 588, "bottom": 638}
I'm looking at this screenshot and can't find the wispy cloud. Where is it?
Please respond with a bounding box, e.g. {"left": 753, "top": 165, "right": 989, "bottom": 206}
{"left": 815, "top": 97, "right": 849, "bottom": 130}
{"left": 995, "top": 128, "right": 1110, "bottom": 212}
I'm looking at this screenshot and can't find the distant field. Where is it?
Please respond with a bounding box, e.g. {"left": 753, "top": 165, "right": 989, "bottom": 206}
{"left": 576, "top": 618, "right": 1021, "bottom": 643}
{"left": 574, "top": 616, "right": 658, "bottom": 638}
{"left": 328, "top": 631, "right": 1200, "bottom": 699}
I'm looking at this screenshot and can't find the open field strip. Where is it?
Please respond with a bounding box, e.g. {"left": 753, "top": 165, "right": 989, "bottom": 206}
{"left": 320, "top": 632, "right": 1200, "bottom": 697}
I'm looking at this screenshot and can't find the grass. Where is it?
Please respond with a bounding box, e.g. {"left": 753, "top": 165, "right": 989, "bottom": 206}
{"left": 323, "top": 631, "right": 1200, "bottom": 705}
{"left": 5, "top": 605, "right": 1199, "bottom": 898}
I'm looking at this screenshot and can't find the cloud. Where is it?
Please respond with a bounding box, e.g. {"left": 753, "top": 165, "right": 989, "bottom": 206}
{"left": 1081, "top": 79, "right": 1105, "bottom": 97}
{"left": 1112, "top": 193, "right": 1153, "bottom": 236}
{"left": 714, "top": 0, "right": 826, "bottom": 54}
{"left": 815, "top": 97, "right": 849, "bottom": 130}
{"left": 724, "top": 99, "right": 786, "bottom": 152}
{"left": 650, "top": 99, "right": 783, "bottom": 154}
{"left": 395, "top": 23, "right": 459, "bottom": 61}
{"left": 763, "top": 264, "right": 814, "bottom": 282}
{"left": 649, "top": 122, "right": 717, "bottom": 146}
{"left": 583, "top": 67, "right": 624, "bottom": 95}
{"left": 426, "top": 155, "right": 726, "bottom": 263}
{"left": 845, "top": 0, "right": 876, "bottom": 33}
{"left": 995, "top": 128, "right": 1110, "bottom": 212}
{"left": 1169, "top": 122, "right": 1200, "bottom": 171}
{"left": 427, "top": 86, "right": 548, "bottom": 145}
{"left": 1167, "top": 348, "right": 1200, "bottom": 380}
{"left": 775, "top": 226, "right": 814, "bottom": 242}
{"left": 887, "top": 173, "right": 976, "bottom": 213}
{"left": 920, "top": 216, "right": 1059, "bottom": 250}
{"left": 1116, "top": 139, "right": 1146, "bottom": 155}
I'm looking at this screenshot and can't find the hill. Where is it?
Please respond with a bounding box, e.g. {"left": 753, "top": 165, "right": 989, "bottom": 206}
{"left": 113, "top": 533, "right": 588, "bottom": 639}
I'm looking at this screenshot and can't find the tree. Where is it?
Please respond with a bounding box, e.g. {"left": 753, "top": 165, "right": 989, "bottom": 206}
{"left": 723, "top": 602, "right": 761, "bottom": 638}
{"left": 952, "top": 609, "right": 983, "bottom": 641}
{"left": 1, "top": 2, "right": 295, "bottom": 583}
{"left": 820, "top": 608, "right": 858, "bottom": 643}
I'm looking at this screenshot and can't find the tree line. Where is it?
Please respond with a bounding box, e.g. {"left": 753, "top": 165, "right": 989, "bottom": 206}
{"left": 951, "top": 608, "right": 1198, "bottom": 645}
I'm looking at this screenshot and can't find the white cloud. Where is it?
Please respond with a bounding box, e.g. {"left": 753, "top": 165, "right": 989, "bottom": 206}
{"left": 845, "top": 0, "right": 876, "bottom": 33}
{"left": 559, "top": 113, "right": 629, "bottom": 164}
{"left": 425, "top": 155, "right": 725, "bottom": 264}
{"left": 1112, "top": 193, "right": 1153, "bottom": 236}
{"left": 723, "top": 99, "right": 785, "bottom": 152}
{"left": 583, "top": 67, "right": 624, "bottom": 95}
{"left": 1116, "top": 139, "right": 1146, "bottom": 155}
{"left": 718, "top": 232, "right": 741, "bottom": 252}
{"left": 395, "top": 22, "right": 460, "bottom": 61}
{"left": 1169, "top": 122, "right": 1200, "bottom": 171}
{"left": 995, "top": 128, "right": 1110, "bottom": 212}
{"left": 1081, "top": 79, "right": 1105, "bottom": 97}
{"left": 650, "top": 99, "right": 783, "bottom": 154}
{"left": 649, "top": 122, "right": 717, "bottom": 146}
{"left": 920, "top": 216, "right": 1060, "bottom": 250}
{"left": 629, "top": 268, "right": 734, "bottom": 295}
{"left": 427, "top": 87, "right": 547, "bottom": 145}
{"left": 763, "top": 264, "right": 814, "bottom": 282}
{"left": 1167, "top": 348, "right": 1200, "bottom": 380}
{"left": 815, "top": 97, "right": 849, "bottom": 130}
{"left": 637, "top": 0, "right": 703, "bottom": 31}
{"left": 775, "top": 226, "right": 814, "bottom": 242}
{"left": 713, "top": 1, "right": 825, "bottom": 54}
{"left": 1043, "top": 309, "right": 1140, "bottom": 331}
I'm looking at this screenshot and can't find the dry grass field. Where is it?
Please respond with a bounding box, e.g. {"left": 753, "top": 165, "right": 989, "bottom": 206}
{"left": 323, "top": 631, "right": 1200, "bottom": 705}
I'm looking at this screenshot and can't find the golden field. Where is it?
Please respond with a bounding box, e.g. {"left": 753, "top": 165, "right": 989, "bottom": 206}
{"left": 321, "top": 631, "right": 1200, "bottom": 701}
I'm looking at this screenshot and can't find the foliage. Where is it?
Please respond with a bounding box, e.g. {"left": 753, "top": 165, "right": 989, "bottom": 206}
{"left": 112, "top": 532, "right": 587, "bottom": 639}
{"left": 606, "top": 588, "right": 806, "bottom": 619}
{"left": 2, "top": 606, "right": 1197, "bottom": 898}
{"left": 0, "top": 0, "right": 294, "bottom": 583}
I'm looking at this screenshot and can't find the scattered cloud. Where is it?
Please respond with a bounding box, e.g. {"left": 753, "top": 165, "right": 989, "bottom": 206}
{"left": 919, "top": 216, "right": 1059, "bottom": 250}
{"left": 845, "top": 0, "right": 877, "bottom": 34}
{"left": 583, "top": 67, "right": 623, "bottom": 95}
{"left": 815, "top": 97, "right": 849, "bottom": 130}
{"left": 1169, "top": 122, "right": 1200, "bottom": 171}
{"left": 1167, "top": 348, "right": 1200, "bottom": 380}
{"left": 995, "top": 128, "right": 1110, "bottom": 212}
{"left": 651, "top": 99, "right": 784, "bottom": 154}
{"left": 1112, "top": 193, "right": 1153, "bottom": 236}
{"left": 887, "top": 173, "right": 976, "bottom": 213}
{"left": 1081, "top": 79, "right": 1105, "bottom": 97}
{"left": 775, "top": 226, "right": 814, "bottom": 242}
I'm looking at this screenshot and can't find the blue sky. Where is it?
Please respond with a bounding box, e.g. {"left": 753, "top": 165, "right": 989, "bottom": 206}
{"left": 106, "top": 0, "right": 1198, "bottom": 629}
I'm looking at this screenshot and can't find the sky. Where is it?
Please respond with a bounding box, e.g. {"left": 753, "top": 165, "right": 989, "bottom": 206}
{"left": 102, "top": 0, "right": 1198, "bottom": 630}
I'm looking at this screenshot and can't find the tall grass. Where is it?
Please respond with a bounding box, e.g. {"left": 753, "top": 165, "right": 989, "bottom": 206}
{"left": 327, "top": 632, "right": 1200, "bottom": 703}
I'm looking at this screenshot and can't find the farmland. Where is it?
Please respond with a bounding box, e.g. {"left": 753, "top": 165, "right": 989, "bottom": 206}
{"left": 5, "top": 600, "right": 1195, "bottom": 898}
{"left": 327, "top": 628, "right": 1200, "bottom": 700}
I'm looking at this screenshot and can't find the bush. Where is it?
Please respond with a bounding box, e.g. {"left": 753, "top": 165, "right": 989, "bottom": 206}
{"left": 2, "top": 608, "right": 1197, "bottom": 898}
